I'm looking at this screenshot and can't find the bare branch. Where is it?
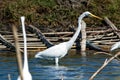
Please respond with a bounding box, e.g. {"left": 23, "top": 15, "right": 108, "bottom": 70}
{"left": 89, "top": 52, "right": 120, "bottom": 80}
{"left": 94, "top": 52, "right": 120, "bottom": 61}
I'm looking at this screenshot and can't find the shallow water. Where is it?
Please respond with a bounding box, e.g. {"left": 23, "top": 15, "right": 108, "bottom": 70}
{"left": 0, "top": 51, "right": 120, "bottom": 80}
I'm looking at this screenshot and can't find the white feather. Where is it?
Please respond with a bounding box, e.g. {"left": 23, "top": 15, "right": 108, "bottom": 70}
{"left": 110, "top": 42, "right": 120, "bottom": 51}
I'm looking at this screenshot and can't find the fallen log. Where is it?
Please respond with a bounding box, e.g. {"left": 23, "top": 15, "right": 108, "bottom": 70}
{"left": 104, "top": 17, "right": 120, "bottom": 39}
{"left": 89, "top": 51, "right": 120, "bottom": 80}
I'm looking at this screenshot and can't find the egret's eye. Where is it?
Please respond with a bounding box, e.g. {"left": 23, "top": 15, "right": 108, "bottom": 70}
{"left": 84, "top": 14, "right": 90, "bottom": 18}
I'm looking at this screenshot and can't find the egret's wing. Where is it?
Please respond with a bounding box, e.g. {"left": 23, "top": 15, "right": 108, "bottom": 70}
{"left": 35, "top": 42, "right": 68, "bottom": 59}
{"left": 110, "top": 42, "right": 120, "bottom": 51}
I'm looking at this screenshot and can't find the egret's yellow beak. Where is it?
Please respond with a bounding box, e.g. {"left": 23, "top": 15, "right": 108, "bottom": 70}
{"left": 90, "top": 14, "right": 102, "bottom": 20}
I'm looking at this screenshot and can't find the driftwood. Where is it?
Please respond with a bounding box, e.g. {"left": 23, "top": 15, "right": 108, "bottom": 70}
{"left": 89, "top": 52, "right": 120, "bottom": 80}
{"left": 94, "top": 52, "right": 120, "bottom": 60}
{"left": 12, "top": 25, "right": 23, "bottom": 80}
{"left": 88, "top": 17, "right": 120, "bottom": 80}
{"left": 104, "top": 17, "right": 120, "bottom": 39}
{"left": 0, "top": 31, "right": 116, "bottom": 52}
{"left": 27, "top": 25, "right": 54, "bottom": 48}
{"left": 0, "top": 20, "right": 119, "bottom": 52}
{"left": 81, "top": 21, "right": 86, "bottom": 53}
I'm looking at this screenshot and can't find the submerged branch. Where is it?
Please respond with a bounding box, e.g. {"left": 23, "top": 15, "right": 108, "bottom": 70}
{"left": 89, "top": 52, "right": 120, "bottom": 80}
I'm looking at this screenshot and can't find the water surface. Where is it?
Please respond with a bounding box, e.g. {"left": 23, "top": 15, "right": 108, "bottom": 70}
{"left": 0, "top": 51, "right": 120, "bottom": 80}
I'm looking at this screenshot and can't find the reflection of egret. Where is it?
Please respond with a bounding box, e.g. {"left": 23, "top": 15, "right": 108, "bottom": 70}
{"left": 110, "top": 42, "right": 120, "bottom": 51}
{"left": 35, "top": 11, "right": 102, "bottom": 66}
{"left": 17, "top": 16, "right": 32, "bottom": 80}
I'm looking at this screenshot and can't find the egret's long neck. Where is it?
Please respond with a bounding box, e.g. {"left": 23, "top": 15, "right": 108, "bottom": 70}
{"left": 67, "top": 15, "right": 84, "bottom": 49}
{"left": 21, "top": 17, "right": 29, "bottom": 71}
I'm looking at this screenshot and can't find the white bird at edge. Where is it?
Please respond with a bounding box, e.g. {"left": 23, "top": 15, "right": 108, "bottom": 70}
{"left": 110, "top": 42, "right": 120, "bottom": 51}
{"left": 17, "top": 16, "right": 32, "bottom": 80}
{"left": 35, "top": 11, "right": 102, "bottom": 66}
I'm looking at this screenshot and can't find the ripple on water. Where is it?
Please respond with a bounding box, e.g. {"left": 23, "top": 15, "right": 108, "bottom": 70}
{"left": 0, "top": 52, "right": 120, "bottom": 80}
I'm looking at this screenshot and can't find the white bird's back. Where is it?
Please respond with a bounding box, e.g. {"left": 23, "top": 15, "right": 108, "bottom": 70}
{"left": 111, "top": 42, "right": 120, "bottom": 51}
{"left": 35, "top": 42, "right": 68, "bottom": 59}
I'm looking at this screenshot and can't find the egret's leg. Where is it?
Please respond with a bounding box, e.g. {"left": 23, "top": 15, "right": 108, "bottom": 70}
{"left": 55, "top": 58, "right": 59, "bottom": 66}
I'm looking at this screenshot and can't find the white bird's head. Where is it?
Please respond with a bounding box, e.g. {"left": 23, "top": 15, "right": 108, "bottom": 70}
{"left": 21, "top": 16, "right": 25, "bottom": 23}
{"left": 82, "top": 11, "right": 102, "bottom": 20}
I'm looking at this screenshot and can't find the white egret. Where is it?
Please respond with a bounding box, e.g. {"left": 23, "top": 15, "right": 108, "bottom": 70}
{"left": 110, "top": 42, "right": 120, "bottom": 51}
{"left": 17, "top": 16, "right": 32, "bottom": 80}
{"left": 35, "top": 11, "right": 102, "bottom": 66}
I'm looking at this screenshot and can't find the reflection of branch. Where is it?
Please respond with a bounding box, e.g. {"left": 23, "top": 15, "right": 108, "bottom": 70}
{"left": 94, "top": 52, "right": 112, "bottom": 56}
{"left": 8, "top": 74, "right": 11, "bottom": 80}
{"left": 89, "top": 52, "right": 120, "bottom": 80}
{"left": 94, "top": 52, "right": 120, "bottom": 61}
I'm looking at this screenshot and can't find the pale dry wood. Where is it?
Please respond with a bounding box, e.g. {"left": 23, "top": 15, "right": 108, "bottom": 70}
{"left": 94, "top": 52, "right": 120, "bottom": 60}
{"left": 89, "top": 52, "right": 120, "bottom": 80}
{"left": 81, "top": 20, "right": 86, "bottom": 53}
{"left": 12, "top": 25, "right": 23, "bottom": 80}
{"left": 0, "top": 23, "right": 119, "bottom": 52}
{"left": 104, "top": 17, "right": 120, "bottom": 39}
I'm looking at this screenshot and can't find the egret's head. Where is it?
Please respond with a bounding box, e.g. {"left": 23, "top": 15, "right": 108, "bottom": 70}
{"left": 83, "top": 11, "right": 102, "bottom": 20}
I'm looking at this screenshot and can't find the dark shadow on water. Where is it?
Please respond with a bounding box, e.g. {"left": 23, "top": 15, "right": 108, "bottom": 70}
{"left": 34, "top": 58, "right": 56, "bottom": 66}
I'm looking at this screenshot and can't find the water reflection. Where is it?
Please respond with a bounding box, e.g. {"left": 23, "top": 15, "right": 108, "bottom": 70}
{"left": 34, "top": 65, "right": 68, "bottom": 79}
{"left": 0, "top": 51, "right": 120, "bottom": 80}
{"left": 34, "top": 62, "right": 86, "bottom": 79}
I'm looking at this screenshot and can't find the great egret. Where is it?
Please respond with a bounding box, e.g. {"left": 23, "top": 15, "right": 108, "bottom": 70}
{"left": 110, "top": 42, "right": 120, "bottom": 51}
{"left": 17, "top": 16, "right": 32, "bottom": 80}
{"left": 35, "top": 11, "right": 102, "bottom": 66}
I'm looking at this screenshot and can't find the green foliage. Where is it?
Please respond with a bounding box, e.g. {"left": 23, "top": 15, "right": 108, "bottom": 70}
{"left": 1, "top": 0, "right": 56, "bottom": 24}
{"left": 33, "top": 0, "right": 56, "bottom": 8}
{"left": 88, "top": 0, "right": 120, "bottom": 27}
{"left": 1, "top": 0, "right": 120, "bottom": 28}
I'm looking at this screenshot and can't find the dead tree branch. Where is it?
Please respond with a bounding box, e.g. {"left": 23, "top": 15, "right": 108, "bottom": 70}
{"left": 104, "top": 17, "right": 120, "bottom": 39}
{"left": 89, "top": 52, "right": 120, "bottom": 80}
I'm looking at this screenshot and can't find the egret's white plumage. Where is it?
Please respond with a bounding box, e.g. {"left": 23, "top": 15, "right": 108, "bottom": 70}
{"left": 17, "top": 16, "right": 32, "bottom": 80}
{"left": 35, "top": 11, "right": 102, "bottom": 66}
{"left": 110, "top": 42, "right": 120, "bottom": 51}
